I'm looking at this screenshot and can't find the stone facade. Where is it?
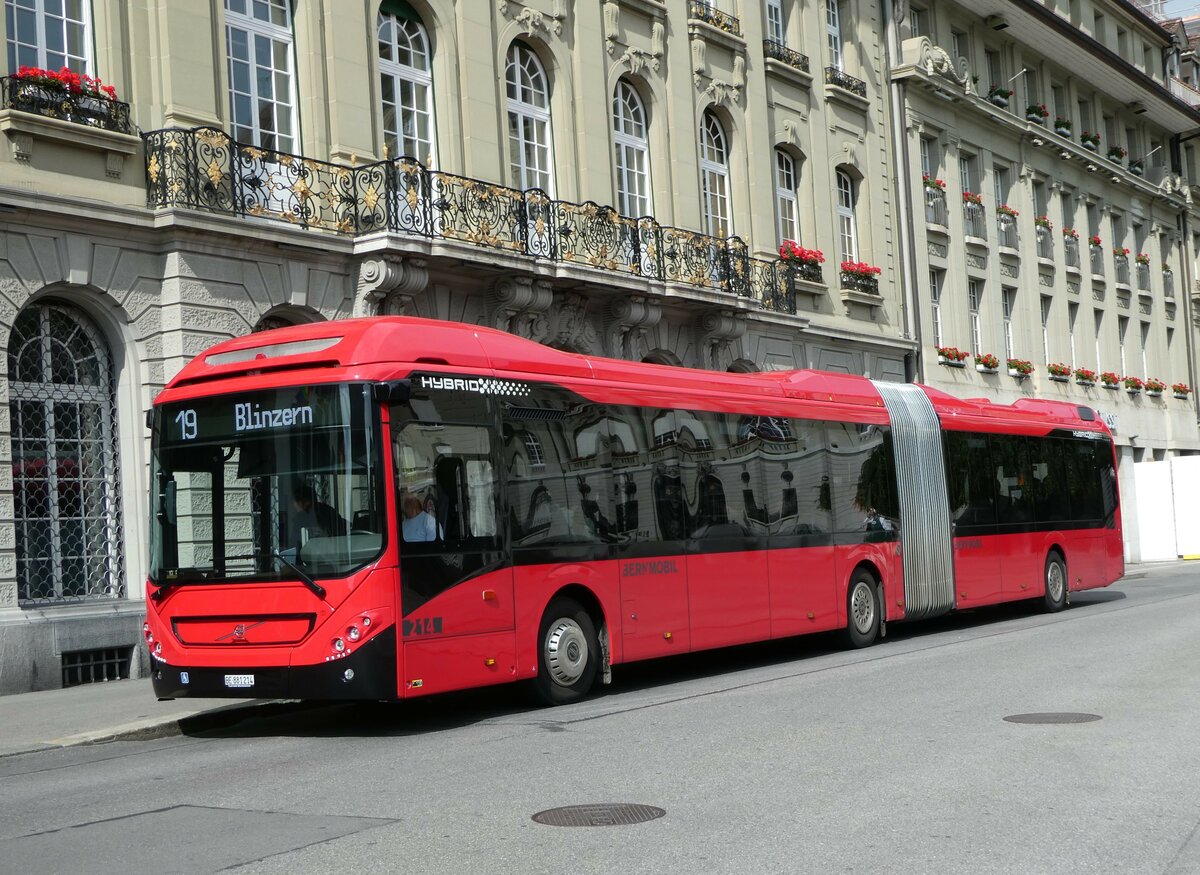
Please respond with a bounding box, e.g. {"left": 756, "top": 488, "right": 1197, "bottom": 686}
{"left": 0, "top": 0, "right": 1195, "bottom": 693}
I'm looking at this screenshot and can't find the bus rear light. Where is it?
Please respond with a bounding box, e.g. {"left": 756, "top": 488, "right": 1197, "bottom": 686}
{"left": 347, "top": 625, "right": 361, "bottom": 642}
{"left": 482, "top": 589, "right": 497, "bottom": 601}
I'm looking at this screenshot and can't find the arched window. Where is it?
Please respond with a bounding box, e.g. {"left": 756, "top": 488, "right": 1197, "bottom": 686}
{"left": 700, "top": 110, "right": 731, "bottom": 238}
{"left": 774, "top": 149, "right": 800, "bottom": 244}
{"left": 8, "top": 301, "right": 123, "bottom": 604}
{"left": 224, "top": 0, "right": 297, "bottom": 152}
{"left": 5, "top": 0, "right": 91, "bottom": 73}
{"left": 836, "top": 168, "right": 858, "bottom": 262}
{"left": 613, "top": 80, "right": 651, "bottom": 217}
{"left": 506, "top": 41, "right": 554, "bottom": 194}
{"left": 378, "top": 8, "right": 436, "bottom": 165}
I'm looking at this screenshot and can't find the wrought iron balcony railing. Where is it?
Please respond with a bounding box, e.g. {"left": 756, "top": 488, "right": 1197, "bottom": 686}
{"left": 1064, "top": 237, "right": 1080, "bottom": 269}
{"left": 996, "top": 214, "right": 1018, "bottom": 249}
{"left": 1035, "top": 226, "right": 1053, "bottom": 260}
{"left": 763, "top": 40, "right": 809, "bottom": 73}
{"left": 1114, "top": 255, "right": 1131, "bottom": 286}
{"left": 924, "top": 189, "right": 947, "bottom": 227}
{"left": 1, "top": 75, "right": 132, "bottom": 134}
{"left": 840, "top": 272, "right": 880, "bottom": 294}
{"left": 688, "top": 1, "right": 741, "bottom": 36}
{"left": 144, "top": 127, "right": 810, "bottom": 314}
{"left": 963, "top": 203, "right": 987, "bottom": 240}
{"left": 825, "top": 67, "right": 867, "bottom": 98}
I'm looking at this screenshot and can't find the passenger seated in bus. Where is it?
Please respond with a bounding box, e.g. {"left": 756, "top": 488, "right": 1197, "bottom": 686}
{"left": 402, "top": 493, "right": 440, "bottom": 542}
{"left": 291, "top": 484, "right": 347, "bottom": 546}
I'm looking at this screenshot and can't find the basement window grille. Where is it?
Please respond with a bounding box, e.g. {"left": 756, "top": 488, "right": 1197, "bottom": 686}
{"left": 61, "top": 646, "right": 133, "bottom": 688}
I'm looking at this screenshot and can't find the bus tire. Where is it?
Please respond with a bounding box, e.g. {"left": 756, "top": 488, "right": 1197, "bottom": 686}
{"left": 533, "top": 597, "right": 599, "bottom": 706}
{"left": 1043, "top": 551, "right": 1067, "bottom": 612}
{"left": 846, "top": 569, "right": 880, "bottom": 648}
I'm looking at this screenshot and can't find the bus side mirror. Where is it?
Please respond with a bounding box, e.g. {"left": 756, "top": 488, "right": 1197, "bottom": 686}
{"left": 372, "top": 380, "right": 411, "bottom": 403}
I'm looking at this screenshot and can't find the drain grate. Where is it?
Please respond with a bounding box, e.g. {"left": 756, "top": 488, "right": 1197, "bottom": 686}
{"left": 1003, "top": 712, "right": 1102, "bottom": 724}
{"left": 531, "top": 804, "right": 665, "bottom": 827}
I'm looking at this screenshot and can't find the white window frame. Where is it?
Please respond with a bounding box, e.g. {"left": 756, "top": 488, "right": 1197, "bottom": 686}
{"left": 1040, "top": 295, "right": 1052, "bottom": 364}
{"left": 836, "top": 169, "right": 857, "bottom": 263}
{"left": 774, "top": 149, "right": 800, "bottom": 245}
{"left": 930, "top": 269, "right": 944, "bottom": 349}
{"left": 1094, "top": 309, "right": 1103, "bottom": 373}
{"left": 1002, "top": 287, "right": 1016, "bottom": 360}
{"left": 5, "top": 0, "right": 92, "bottom": 75}
{"left": 765, "top": 0, "right": 785, "bottom": 45}
{"left": 826, "top": 0, "right": 843, "bottom": 70}
{"left": 378, "top": 11, "right": 436, "bottom": 166}
{"left": 224, "top": 0, "right": 298, "bottom": 154}
{"left": 1140, "top": 321, "right": 1149, "bottom": 376}
{"left": 613, "top": 80, "right": 651, "bottom": 217}
{"left": 506, "top": 42, "right": 555, "bottom": 195}
{"left": 1118, "top": 315, "right": 1129, "bottom": 376}
{"left": 700, "top": 110, "right": 731, "bottom": 238}
{"left": 1068, "top": 302, "right": 1079, "bottom": 367}
{"left": 968, "top": 280, "right": 983, "bottom": 355}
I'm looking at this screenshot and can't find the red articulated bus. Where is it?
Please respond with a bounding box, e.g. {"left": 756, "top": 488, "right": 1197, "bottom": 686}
{"left": 145, "top": 316, "right": 1123, "bottom": 704}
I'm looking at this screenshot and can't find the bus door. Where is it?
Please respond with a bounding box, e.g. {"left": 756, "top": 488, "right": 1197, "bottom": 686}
{"left": 390, "top": 390, "right": 514, "bottom": 696}
{"left": 679, "top": 412, "right": 770, "bottom": 650}
{"left": 944, "top": 431, "right": 1002, "bottom": 606}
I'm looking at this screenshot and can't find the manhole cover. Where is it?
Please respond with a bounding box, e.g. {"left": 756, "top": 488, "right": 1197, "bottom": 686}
{"left": 1003, "top": 712, "right": 1102, "bottom": 724}
{"left": 531, "top": 804, "right": 665, "bottom": 827}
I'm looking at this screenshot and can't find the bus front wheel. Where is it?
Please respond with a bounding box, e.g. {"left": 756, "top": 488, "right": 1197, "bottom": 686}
{"left": 846, "top": 569, "right": 880, "bottom": 648}
{"left": 533, "top": 597, "right": 599, "bottom": 706}
{"left": 1043, "top": 551, "right": 1067, "bottom": 612}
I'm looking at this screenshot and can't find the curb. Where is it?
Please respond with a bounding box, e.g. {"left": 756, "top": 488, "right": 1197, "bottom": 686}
{"left": 0, "top": 699, "right": 282, "bottom": 759}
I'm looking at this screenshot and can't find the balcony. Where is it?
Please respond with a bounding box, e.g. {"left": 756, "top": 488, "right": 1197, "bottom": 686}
{"left": 144, "top": 126, "right": 803, "bottom": 314}
{"left": 1089, "top": 245, "right": 1105, "bottom": 277}
{"left": 0, "top": 75, "right": 132, "bottom": 134}
{"left": 825, "top": 67, "right": 867, "bottom": 99}
{"left": 1164, "top": 270, "right": 1175, "bottom": 299}
{"left": 762, "top": 39, "right": 809, "bottom": 74}
{"left": 1137, "top": 263, "right": 1151, "bottom": 292}
{"left": 996, "top": 214, "right": 1018, "bottom": 251}
{"left": 1035, "top": 226, "right": 1054, "bottom": 261}
{"left": 924, "top": 188, "right": 947, "bottom": 228}
{"left": 1064, "top": 237, "right": 1081, "bottom": 271}
{"left": 963, "top": 203, "right": 987, "bottom": 241}
{"left": 687, "top": 0, "right": 740, "bottom": 36}
{"left": 1114, "top": 255, "right": 1130, "bottom": 287}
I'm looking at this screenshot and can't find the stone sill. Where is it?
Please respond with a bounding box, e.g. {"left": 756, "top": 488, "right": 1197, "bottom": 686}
{"left": 998, "top": 246, "right": 1020, "bottom": 260}
{"left": 840, "top": 288, "right": 883, "bottom": 308}
{"left": 825, "top": 82, "right": 870, "bottom": 112}
{"left": 1137, "top": 289, "right": 1154, "bottom": 300}
{"left": 1065, "top": 264, "right": 1082, "bottom": 276}
{"left": 764, "top": 57, "right": 812, "bottom": 89}
{"left": 926, "top": 222, "right": 949, "bottom": 237}
{"left": 687, "top": 18, "right": 746, "bottom": 53}
{"left": 792, "top": 277, "right": 827, "bottom": 299}
{"left": 0, "top": 108, "right": 140, "bottom": 176}
{"left": 618, "top": 0, "right": 667, "bottom": 18}
{"left": 964, "top": 235, "right": 989, "bottom": 250}
{"left": 1038, "top": 257, "right": 1055, "bottom": 269}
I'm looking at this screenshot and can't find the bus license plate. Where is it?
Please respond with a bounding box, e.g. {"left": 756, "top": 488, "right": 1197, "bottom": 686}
{"left": 224, "top": 674, "right": 254, "bottom": 689}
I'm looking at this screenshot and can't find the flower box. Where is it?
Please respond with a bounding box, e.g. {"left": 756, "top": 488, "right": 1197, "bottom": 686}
{"left": 1054, "top": 126, "right": 1072, "bottom": 137}
{"left": 1175, "top": 392, "right": 1191, "bottom": 400}
{"left": 1102, "top": 383, "right": 1119, "bottom": 390}
{"left": 1007, "top": 368, "right": 1028, "bottom": 379}
{"left": 1146, "top": 389, "right": 1163, "bottom": 398}
{"left": 1075, "top": 379, "right": 1095, "bottom": 388}
{"left": 1127, "top": 387, "right": 1141, "bottom": 396}
{"left": 939, "top": 357, "right": 966, "bottom": 368}
{"left": 976, "top": 364, "right": 998, "bottom": 374}
{"left": 1049, "top": 374, "right": 1070, "bottom": 383}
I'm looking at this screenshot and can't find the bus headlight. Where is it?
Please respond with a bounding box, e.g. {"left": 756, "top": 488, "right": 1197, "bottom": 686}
{"left": 347, "top": 625, "right": 360, "bottom": 642}
{"left": 332, "top": 637, "right": 345, "bottom": 653}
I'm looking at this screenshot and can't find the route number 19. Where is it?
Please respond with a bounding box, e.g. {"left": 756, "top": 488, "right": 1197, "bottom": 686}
{"left": 175, "top": 409, "right": 197, "bottom": 440}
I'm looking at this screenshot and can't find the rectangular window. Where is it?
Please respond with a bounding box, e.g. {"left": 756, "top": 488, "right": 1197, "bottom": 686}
{"left": 1023, "top": 69, "right": 1040, "bottom": 108}
{"left": 1077, "top": 99, "right": 1092, "bottom": 136}
{"left": 1032, "top": 180, "right": 1048, "bottom": 218}
{"left": 920, "top": 137, "right": 932, "bottom": 180}
{"left": 5, "top": 0, "right": 92, "bottom": 74}
{"left": 1068, "top": 302, "right": 1079, "bottom": 366}
{"left": 225, "top": 0, "right": 297, "bottom": 153}
{"left": 952, "top": 30, "right": 969, "bottom": 65}
{"left": 1118, "top": 315, "right": 1129, "bottom": 376}
{"left": 993, "top": 165, "right": 1010, "bottom": 209}
{"left": 1093, "top": 309, "right": 1103, "bottom": 373}
{"left": 826, "top": 0, "right": 843, "bottom": 70}
{"left": 775, "top": 150, "right": 800, "bottom": 244}
{"left": 1140, "top": 321, "right": 1149, "bottom": 376}
{"left": 930, "top": 269, "right": 944, "bottom": 349}
{"left": 910, "top": 6, "right": 929, "bottom": 40}
{"left": 1052, "top": 84, "right": 1066, "bottom": 121}
{"left": 1002, "top": 287, "right": 1016, "bottom": 360}
{"left": 1041, "top": 294, "right": 1052, "bottom": 364}
{"left": 765, "top": 0, "right": 785, "bottom": 44}
{"left": 959, "top": 153, "right": 976, "bottom": 195}
{"left": 985, "top": 50, "right": 1002, "bottom": 92}
{"left": 968, "top": 279, "right": 983, "bottom": 355}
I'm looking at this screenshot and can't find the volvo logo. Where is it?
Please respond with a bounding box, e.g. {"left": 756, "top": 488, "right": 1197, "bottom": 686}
{"left": 216, "top": 621, "right": 263, "bottom": 642}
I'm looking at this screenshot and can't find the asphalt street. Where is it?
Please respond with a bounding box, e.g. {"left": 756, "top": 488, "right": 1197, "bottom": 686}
{"left": 2, "top": 565, "right": 1198, "bottom": 874}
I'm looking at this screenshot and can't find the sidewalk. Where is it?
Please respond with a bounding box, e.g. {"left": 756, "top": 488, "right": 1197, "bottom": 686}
{"left": 0, "top": 559, "right": 1193, "bottom": 759}
{"left": 0, "top": 677, "right": 272, "bottom": 758}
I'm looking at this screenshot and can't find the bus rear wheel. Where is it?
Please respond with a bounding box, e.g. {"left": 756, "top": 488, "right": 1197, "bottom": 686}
{"left": 846, "top": 569, "right": 880, "bottom": 648}
{"left": 533, "top": 597, "right": 598, "bottom": 706}
{"left": 1043, "top": 551, "right": 1067, "bottom": 612}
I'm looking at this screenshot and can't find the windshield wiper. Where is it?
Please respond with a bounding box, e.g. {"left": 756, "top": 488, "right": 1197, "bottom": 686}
{"left": 271, "top": 551, "right": 327, "bottom": 600}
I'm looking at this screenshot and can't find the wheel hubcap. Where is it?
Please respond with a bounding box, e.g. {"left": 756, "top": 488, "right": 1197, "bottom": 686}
{"left": 545, "top": 618, "right": 588, "bottom": 687}
{"left": 851, "top": 583, "right": 875, "bottom": 634}
{"left": 1047, "top": 562, "right": 1064, "bottom": 602}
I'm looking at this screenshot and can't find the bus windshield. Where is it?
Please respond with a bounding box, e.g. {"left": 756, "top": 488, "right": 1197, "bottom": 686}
{"left": 149, "top": 383, "right": 383, "bottom": 585}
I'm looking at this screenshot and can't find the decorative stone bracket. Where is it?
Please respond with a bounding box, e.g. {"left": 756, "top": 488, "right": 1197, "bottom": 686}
{"left": 606, "top": 295, "right": 662, "bottom": 360}
{"left": 499, "top": 0, "right": 566, "bottom": 37}
{"left": 357, "top": 255, "right": 429, "bottom": 316}
{"left": 695, "top": 309, "right": 746, "bottom": 371}
{"left": 489, "top": 275, "right": 553, "bottom": 341}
